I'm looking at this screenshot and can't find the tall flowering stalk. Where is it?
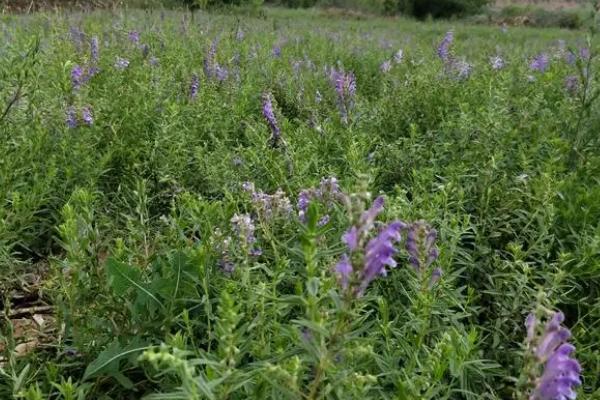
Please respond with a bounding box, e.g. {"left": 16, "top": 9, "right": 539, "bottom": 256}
{"left": 405, "top": 221, "right": 441, "bottom": 288}
{"left": 437, "top": 31, "right": 454, "bottom": 62}
{"left": 66, "top": 106, "right": 78, "bottom": 129}
{"left": 436, "top": 31, "right": 471, "bottom": 80}
{"left": 90, "top": 36, "right": 99, "bottom": 63}
{"left": 334, "top": 196, "right": 406, "bottom": 297}
{"left": 519, "top": 310, "right": 581, "bottom": 400}
{"left": 330, "top": 68, "right": 356, "bottom": 125}
{"left": 262, "top": 92, "right": 281, "bottom": 147}
{"left": 204, "top": 39, "right": 218, "bottom": 79}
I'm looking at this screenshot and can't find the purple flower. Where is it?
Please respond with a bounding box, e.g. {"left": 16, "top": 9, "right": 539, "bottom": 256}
{"left": 380, "top": 60, "right": 392, "bottom": 73}
{"left": 298, "top": 190, "right": 311, "bottom": 222}
{"left": 405, "top": 221, "right": 439, "bottom": 274}
{"left": 190, "top": 73, "right": 199, "bottom": 99}
{"left": 317, "top": 215, "right": 330, "bottom": 227}
{"left": 330, "top": 68, "right": 356, "bottom": 124}
{"left": 204, "top": 40, "right": 218, "bottom": 79}
{"left": 437, "top": 31, "right": 454, "bottom": 62}
{"left": 246, "top": 184, "right": 292, "bottom": 220}
{"left": 532, "top": 344, "right": 581, "bottom": 400}
{"left": 490, "top": 55, "right": 504, "bottom": 70}
{"left": 90, "top": 36, "right": 99, "bottom": 63}
{"left": 149, "top": 56, "right": 159, "bottom": 67}
{"left": 527, "top": 311, "right": 582, "bottom": 400}
{"left": 231, "top": 213, "right": 257, "bottom": 248}
{"left": 335, "top": 254, "right": 352, "bottom": 290}
{"left": 579, "top": 47, "right": 590, "bottom": 61}
{"left": 342, "top": 227, "right": 358, "bottom": 251}
{"left": 81, "top": 106, "right": 93, "bottom": 126}
{"left": 71, "top": 65, "right": 85, "bottom": 90}
{"left": 66, "top": 106, "right": 78, "bottom": 128}
{"left": 114, "top": 57, "right": 130, "bottom": 70}
{"left": 262, "top": 92, "right": 281, "bottom": 146}
{"left": 272, "top": 45, "right": 281, "bottom": 58}
{"left": 88, "top": 66, "right": 99, "bottom": 78}
{"left": 128, "top": 31, "right": 140, "bottom": 44}
{"left": 455, "top": 60, "right": 472, "bottom": 79}
{"left": 358, "top": 196, "right": 385, "bottom": 235}
{"left": 334, "top": 196, "right": 409, "bottom": 297}
{"left": 358, "top": 221, "right": 403, "bottom": 295}
{"left": 530, "top": 53, "right": 550, "bottom": 73}
{"left": 565, "top": 51, "right": 577, "bottom": 65}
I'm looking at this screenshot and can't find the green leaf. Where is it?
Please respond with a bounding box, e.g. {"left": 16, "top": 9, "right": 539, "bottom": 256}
{"left": 83, "top": 339, "right": 150, "bottom": 382}
{"left": 106, "top": 258, "right": 163, "bottom": 309}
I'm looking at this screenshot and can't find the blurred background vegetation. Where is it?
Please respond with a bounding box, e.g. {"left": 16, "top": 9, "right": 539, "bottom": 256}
{"left": 1, "top": 0, "right": 593, "bottom": 28}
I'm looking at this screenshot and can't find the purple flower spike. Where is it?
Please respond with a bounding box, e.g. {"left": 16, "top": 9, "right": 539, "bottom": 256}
{"left": 530, "top": 53, "right": 550, "bottom": 73}
{"left": 90, "top": 36, "right": 99, "bottom": 63}
{"left": 335, "top": 254, "right": 353, "bottom": 290}
{"left": 359, "top": 196, "right": 385, "bottom": 235}
{"left": 128, "top": 31, "right": 140, "bottom": 44}
{"left": 317, "top": 215, "right": 330, "bottom": 227}
{"left": 81, "top": 106, "right": 93, "bottom": 126}
{"left": 358, "top": 221, "right": 403, "bottom": 295}
{"left": 66, "top": 106, "right": 78, "bottom": 129}
{"left": 437, "top": 31, "right": 454, "bottom": 62}
{"left": 204, "top": 40, "right": 218, "bottom": 79}
{"left": 579, "top": 47, "right": 590, "bottom": 61}
{"left": 330, "top": 68, "right": 356, "bottom": 124}
{"left": 533, "top": 344, "right": 581, "bottom": 400}
{"left": 490, "top": 55, "right": 504, "bottom": 70}
{"left": 528, "top": 311, "right": 582, "bottom": 400}
{"left": 380, "top": 60, "right": 392, "bottom": 73}
{"left": 262, "top": 92, "right": 281, "bottom": 146}
{"left": 405, "top": 221, "right": 440, "bottom": 274}
{"left": 342, "top": 227, "right": 359, "bottom": 251}
{"left": 298, "top": 190, "right": 311, "bottom": 222}
{"left": 272, "top": 45, "right": 281, "bottom": 58}
{"left": 71, "top": 65, "right": 84, "bottom": 90}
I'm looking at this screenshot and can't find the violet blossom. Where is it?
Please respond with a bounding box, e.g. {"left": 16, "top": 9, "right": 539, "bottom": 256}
{"left": 262, "top": 92, "right": 281, "bottom": 146}
{"left": 525, "top": 311, "right": 582, "bottom": 400}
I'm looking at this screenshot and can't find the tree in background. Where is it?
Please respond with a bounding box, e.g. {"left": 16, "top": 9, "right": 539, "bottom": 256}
{"left": 386, "top": 0, "right": 488, "bottom": 17}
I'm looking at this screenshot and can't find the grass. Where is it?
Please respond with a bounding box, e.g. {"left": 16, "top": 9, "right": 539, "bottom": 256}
{"left": 0, "top": 5, "right": 599, "bottom": 399}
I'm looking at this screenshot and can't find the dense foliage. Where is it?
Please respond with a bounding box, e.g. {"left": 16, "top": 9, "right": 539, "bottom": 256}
{"left": 0, "top": 6, "right": 599, "bottom": 400}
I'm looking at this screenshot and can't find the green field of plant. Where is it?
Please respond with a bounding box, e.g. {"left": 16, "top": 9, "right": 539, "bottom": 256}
{"left": 0, "top": 6, "right": 599, "bottom": 399}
